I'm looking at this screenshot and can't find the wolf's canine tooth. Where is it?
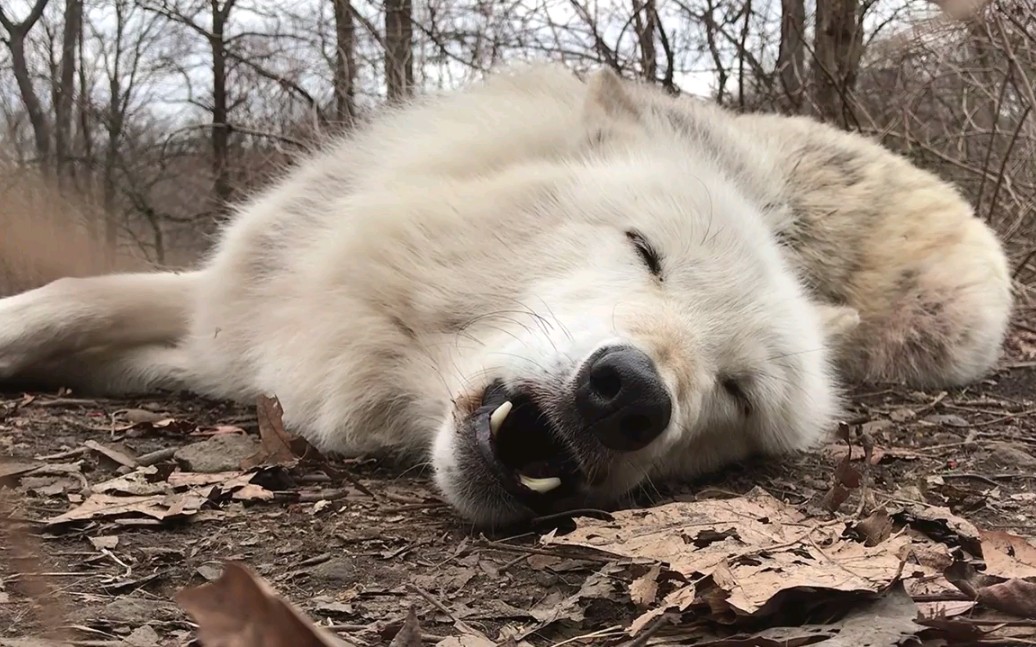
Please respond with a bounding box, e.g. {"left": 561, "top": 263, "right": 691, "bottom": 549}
{"left": 490, "top": 401, "right": 512, "bottom": 437}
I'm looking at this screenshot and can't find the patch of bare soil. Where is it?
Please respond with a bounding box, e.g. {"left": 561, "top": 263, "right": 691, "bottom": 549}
{"left": 3, "top": 312, "right": 1036, "bottom": 646}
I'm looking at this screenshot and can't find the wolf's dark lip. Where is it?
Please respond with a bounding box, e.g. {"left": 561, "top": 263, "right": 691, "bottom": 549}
{"left": 473, "top": 380, "right": 583, "bottom": 507}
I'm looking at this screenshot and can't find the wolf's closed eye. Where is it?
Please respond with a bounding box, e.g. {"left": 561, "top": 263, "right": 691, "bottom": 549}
{"left": 721, "top": 377, "right": 753, "bottom": 416}
{"left": 626, "top": 230, "right": 663, "bottom": 279}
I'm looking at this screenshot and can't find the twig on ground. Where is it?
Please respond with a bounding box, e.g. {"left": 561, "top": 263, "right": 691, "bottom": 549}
{"left": 406, "top": 583, "right": 492, "bottom": 642}
{"left": 136, "top": 447, "right": 177, "bottom": 466}
{"left": 34, "top": 447, "right": 89, "bottom": 461}
{"left": 475, "top": 539, "right": 615, "bottom": 563}
{"left": 618, "top": 613, "right": 670, "bottom": 647}
{"left": 29, "top": 397, "right": 109, "bottom": 408}
{"left": 552, "top": 626, "right": 626, "bottom": 647}
{"left": 969, "top": 407, "right": 1036, "bottom": 427}
{"left": 942, "top": 473, "right": 1036, "bottom": 484}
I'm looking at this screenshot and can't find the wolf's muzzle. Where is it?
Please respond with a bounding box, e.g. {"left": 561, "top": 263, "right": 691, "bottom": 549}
{"left": 573, "top": 345, "right": 672, "bottom": 452}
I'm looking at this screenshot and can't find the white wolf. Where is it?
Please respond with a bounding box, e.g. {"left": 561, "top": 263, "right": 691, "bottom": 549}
{"left": 0, "top": 65, "right": 1012, "bottom": 526}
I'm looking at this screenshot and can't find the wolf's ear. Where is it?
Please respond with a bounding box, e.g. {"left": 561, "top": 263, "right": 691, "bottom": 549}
{"left": 816, "top": 304, "right": 860, "bottom": 342}
{"left": 585, "top": 68, "right": 639, "bottom": 120}
{"left": 583, "top": 68, "right": 640, "bottom": 137}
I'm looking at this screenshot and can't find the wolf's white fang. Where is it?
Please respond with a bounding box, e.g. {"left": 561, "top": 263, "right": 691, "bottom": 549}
{"left": 519, "top": 474, "right": 563, "bottom": 494}
{"left": 0, "top": 63, "right": 1012, "bottom": 526}
{"left": 490, "top": 401, "right": 512, "bottom": 437}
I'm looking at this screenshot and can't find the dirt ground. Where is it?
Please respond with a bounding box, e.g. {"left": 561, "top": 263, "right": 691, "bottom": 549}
{"left": 2, "top": 303, "right": 1036, "bottom": 646}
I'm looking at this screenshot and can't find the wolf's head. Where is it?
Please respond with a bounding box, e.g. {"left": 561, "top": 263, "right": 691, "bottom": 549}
{"left": 428, "top": 68, "right": 857, "bottom": 527}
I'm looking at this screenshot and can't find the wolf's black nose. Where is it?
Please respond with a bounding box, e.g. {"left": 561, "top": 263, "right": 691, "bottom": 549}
{"left": 574, "top": 346, "right": 672, "bottom": 452}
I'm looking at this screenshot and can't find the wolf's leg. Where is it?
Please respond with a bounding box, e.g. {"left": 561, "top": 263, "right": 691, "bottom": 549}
{"left": 0, "top": 270, "right": 201, "bottom": 393}
{"left": 842, "top": 217, "right": 1012, "bottom": 388}
{"left": 13, "top": 343, "right": 194, "bottom": 395}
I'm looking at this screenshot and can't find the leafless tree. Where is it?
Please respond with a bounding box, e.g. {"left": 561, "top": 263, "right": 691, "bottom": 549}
{"left": 138, "top": 0, "right": 238, "bottom": 209}
{"left": 0, "top": 0, "right": 1030, "bottom": 277}
{"left": 0, "top": 0, "right": 52, "bottom": 167}
{"left": 777, "top": 0, "right": 805, "bottom": 111}
{"left": 332, "top": 0, "right": 356, "bottom": 124}
{"left": 90, "top": 0, "right": 164, "bottom": 255}
{"left": 813, "top": 0, "right": 865, "bottom": 128}
{"left": 385, "top": 0, "right": 413, "bottom": 101}
{"left": 54, "top": 0, "right": 80, "bottom": 179}
{"left": 209, "top": 0, "right": 235, "bottom": 207}
{"left": 632, "top": 0, "right": 657, "bottom": 82}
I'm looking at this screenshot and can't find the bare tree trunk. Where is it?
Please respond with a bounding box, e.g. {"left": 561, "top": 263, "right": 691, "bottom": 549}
{"left": 209, "top": 0, "right": 236, "bottom": 209}
{"left": 778, "top": 0, "right": 805, "bottom": 112}
{"left": 143, "top": 208, "right": 166, "bottom": 265}
{"left": 332, "top": 0, "right": 356, "bottom": 125}
{"left": 102, "top": 2, "right": 128, "bottom": 258}
{"left": 702, "top": 0, "right": 728, "bottom": 104}
{"left": 384, "top": 0, "right": 413, "bottom": 102}
{"left": 77, "top": 8, "right": 92, "bottom": 169}
{"left": 0, "top": 1, "right": 53, "bottom": 169}
{"left": 77, "top": 9, "right": 101, "bottom": 242}
{"left": 103, "top": 135, "right": 119, "bottom": 256}
{"left": 966, "top": 19, "right": 997, "bottom": 147}
{"left": 632, "top": 0, "right": 657, "bottom": 82}
{"left": 55, "top": 0, "right": 81, "bottom": 181}
{"left": 813, "top": 0, "right": 863, "bottom": 129}
{"left": 737, "top": 0, "right": 753, "bottom": 110}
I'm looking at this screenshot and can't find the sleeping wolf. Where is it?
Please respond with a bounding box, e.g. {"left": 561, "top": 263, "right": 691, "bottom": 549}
{"left": 0, "top": 65, "right": 1012, "bottom": 525}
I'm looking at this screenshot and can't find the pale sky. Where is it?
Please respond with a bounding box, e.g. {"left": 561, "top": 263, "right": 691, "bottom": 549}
{"left": 1, "top": 0, "right": 944, "bottom": 129}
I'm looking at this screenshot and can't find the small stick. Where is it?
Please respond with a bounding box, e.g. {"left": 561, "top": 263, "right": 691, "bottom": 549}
{"left": 406, "top": 583, "right": 491, "bottom": 643}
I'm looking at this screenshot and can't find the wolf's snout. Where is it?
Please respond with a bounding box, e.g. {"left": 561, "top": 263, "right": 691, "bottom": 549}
{"left": 574, "top": 346, "right": 672, "bottom": 452}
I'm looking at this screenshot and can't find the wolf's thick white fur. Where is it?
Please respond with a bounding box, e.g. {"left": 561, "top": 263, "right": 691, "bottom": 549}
{"left": 0, "top": 64, "right": 1012, "bottom": 525}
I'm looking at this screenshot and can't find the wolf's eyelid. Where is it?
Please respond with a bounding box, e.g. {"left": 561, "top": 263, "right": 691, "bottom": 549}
{"left": 721, "top": 377, "right": 753, "bottom": 416}
{"left": 625, "top": 230, "right": 663, "bottom": 278}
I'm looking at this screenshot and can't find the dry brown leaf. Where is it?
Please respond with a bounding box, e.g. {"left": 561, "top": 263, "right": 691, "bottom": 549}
{"left": 388, "top": 606, "right": 423, "bottom": 647}
{"left": 217, "top": 472, "right": 275, "bottom": 501}
{"left": 821, "top": 437, "right": 863, "bottom": 512}
{"left": 694, "top": 583, "right": 920, "bottom": 647}
{"left": 88, "top": 535, "right": 119, "bottom": 551}
{"left": 628, "top": 584, "right": 695, "bottom": 635}
{"left": 0, "top": 461, "right": 43, "bottom": 481}
{"left": 629, "top": 565, "right": 662, "bottom": 608}
{"left": 26, "top": 477, "right": 75, "bottom": 497}
{"left": 554, "top": 488, "right": 912, "bottom": 615}
{"left": 820, "top": 482, "right": 852, "bottom": 512}
{"left": 434, "top": 637, "right": 496, "bottom": 647}
{"left": 240, "top": 395, "right": 308, "bottom": 470}
{"left": 45, "top": 490, "right": 208, "bottom": 525}
{"left": 91, "top": 467, "right": 167, "bottom": 496}
{"left": 975, "top": 578, "right": 1036, "bottom": 618}
{"left": 854, "top": 508, "right": 894, "bottom": 546}
{"left": 901, "top": 542, "right": 959, "bottom": 600}
{"left": 165, "top": 470, "right": 274, "bottom": 502}
{"left": 889, "top": 407, "right": 916, "bottom": 422}
{"left": 167, "top": 470, "right": 246, "bottom": 488}
{"left": 515, "top": 563, "right": 625, "bottom": 640}
{"left": 175, "top": 561, "right": 344, "bottom": 647}
{"left": 123, "top": 624, "right": 161, "bottom": 647}
{"left": 118, "top": 408, "right": 171, "bottom": 425}
{"left": 825, "top": 443, "right": 899, "bottom": 464}
{"left": 916, "top": 599, "right": 976, "bottom": 619}
{"left": 15, "top": 462, "right": 83, "bottom": 479}
{"left": 231, "top": 483, "right": 276, "bottom": 501}
{"left": 979, "top": 529, "right": 1036, "bottom": 579}
{"left": 198, "top": 424, "right": 249, "bottom": 436}
{"left": 834, "top": 453, "right": 863, "bottom": 488}
{"left": 893, "top": 504, "right": 983, "bottom": 554}
{"left": 83, "top": 440, "right": 139, "bottom": 468}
